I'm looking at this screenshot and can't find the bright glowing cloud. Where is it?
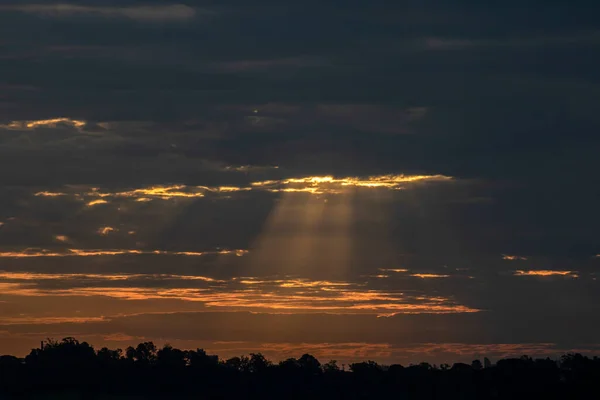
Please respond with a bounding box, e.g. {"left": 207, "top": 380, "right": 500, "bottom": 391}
{"left": 411, "top": 274, "right": 451, "bottom": 279}
{"left": 96, "top": 185, "right": 206, "bottom": 200}
{"left": 32, "top": 173, "right": 453, "bottom": 204}
{"left": 34, "top": 191, "right": 67, "bottom": 197}
{"left": 1, "top": 117, "right": 85, "bottom": 130}
{"left": 0, "top": 248, "right": 248, "bottom": 258}
{"left": 514, "top": 270, "right": 578, "bottom": 277}
{"left": 251, "top": 174, "right": 452, "bottom": 194}
{"left": 86, "top": 199, "right": 108, "bottom": 207}
{"left": 36, "top": 185, "right": 206, "bottom": 202}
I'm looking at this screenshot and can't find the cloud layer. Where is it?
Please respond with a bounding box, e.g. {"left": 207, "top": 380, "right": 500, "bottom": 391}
{"left": 0, "top": 0, "right": 599, "bottom": 361}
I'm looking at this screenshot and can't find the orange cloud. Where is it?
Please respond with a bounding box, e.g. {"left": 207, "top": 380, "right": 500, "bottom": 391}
{"left": 502, "top": 254, "right": 528, "bottom": 261}
{"left": 0, "top": 248, "right": 248, "bottom": 258}
{"left": 411, "top": 274, "right": 450, "bottom": 279}
{"left": 0, "top": 271, "right": 223, "bottom": 283}
{"left": 32, "top": 173, "right": 453, "bottom": 204}
{"left": 1, "top": 117, "right": 85, "bottom": 130}
{"left": 514, "top": 270, "right": 578, "bottom": 277}
{"left": 0, "top": 275, "right": 478, "bottom": 316}
{"left": 34, "top": 191, "right": 66, "bottom": 197}
{"left": 251, "top": 174, "right": 452, "bottom": 194}
{"left": 0, "top": 316, "right": 106, "bottom": 325}
{"left": 86, "top": 199, "right": 108, "bottom": 207}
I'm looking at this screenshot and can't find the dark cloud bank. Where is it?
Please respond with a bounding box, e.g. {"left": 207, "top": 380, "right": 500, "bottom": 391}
{"left": 0, "top": 0, "right": 599, "bottom": 362}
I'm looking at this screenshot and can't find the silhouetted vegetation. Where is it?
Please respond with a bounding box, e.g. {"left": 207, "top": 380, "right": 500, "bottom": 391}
{"left": 1, "top": 337, "right": 599, "bottom": 399}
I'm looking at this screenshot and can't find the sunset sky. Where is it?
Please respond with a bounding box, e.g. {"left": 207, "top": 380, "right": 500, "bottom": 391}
{"left": 0, "top": 0, "right": 599, "bottom": 364}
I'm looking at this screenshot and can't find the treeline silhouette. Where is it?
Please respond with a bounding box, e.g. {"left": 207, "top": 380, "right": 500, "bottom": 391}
{"left": 1, "top": 338, "right": 599, "bottom": 399}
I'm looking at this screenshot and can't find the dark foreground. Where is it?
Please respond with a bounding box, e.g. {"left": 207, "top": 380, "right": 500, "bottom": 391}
{"left": 1, "top": 338, "right": 599, "bottom": 399}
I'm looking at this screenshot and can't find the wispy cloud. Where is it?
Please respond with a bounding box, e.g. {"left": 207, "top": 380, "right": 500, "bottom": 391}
{"left": 251, "top": 174, "right": 453, "bottom": 194}
{"left": 0, "top": 271, "right": 223, "bottom": 283}
{"left": 0, "top": 274, "right": 478, "bottom": 316}
{"left": 3, "top": 4, "right": 200, "bottom": 22}
{"left": 36, "top": 185, "right": 207, "bottom": 201}
{"left": 502, "top": 254, "right": 528, "bottom": 261}
{"left": 0, "top": 248, "right": 248, "bottom": 258}
{"left": 97, "top": 226, "right": 117, "bottom": 236}
{"left": 0, "top": 118, "right": 85, "bottom": 130}
{"left": 514, "top": 270, "right": 578, "bottom": 278}
{"left": 54, "top": 235, "right": 69, "bottom": 243}
{"left": 32, "top": 173, "right": 454, "bottom": 202}
{"left": 379, "top": 268, "right": 409, "bottom": 273}
{"left": 411, "top": 274, "right": 451, "bottom": 279}
{"left": 86, "top": 199, "right": 108, "bottom": 207}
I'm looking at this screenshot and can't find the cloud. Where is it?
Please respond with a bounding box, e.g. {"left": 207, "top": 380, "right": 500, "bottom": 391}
{"left": 216, "top": 57, "right": 327, "bottom": 72}
{"left": 514, "top": 270, "right": 579, "bottom": 278}
{"left": 31, "top": 174, "right": 453, "bottom": 201}
{"left": 97, "top": 226, "right": 117, "bottom": 236}
{"left": 411, "top": 274, "right": 451, "bottom": 279}
{"left": 3, "top": 4, "right": 199, "bottom": 22}
{"left": 36, "top": 185, "right": 207, "bottom": 201}
{"left": 0, "top": 248, "right": 247, "bottom": 258}
{"left": 86, "top": 199, "right": 108, "bottom": 207}
{"left": 0, "top": 118, "right": 86, "bottom": 130}
{"left": 0, "top": 0, "right": 599, "bottom": 365}
{"left": 250, "top": 174, "right": 453, "bottom": 194}
{"left": 0, "top": 273, "right": 478, "bottom": 316}
{"left": 502, "top": 255, "right": 528, "bottom": 261}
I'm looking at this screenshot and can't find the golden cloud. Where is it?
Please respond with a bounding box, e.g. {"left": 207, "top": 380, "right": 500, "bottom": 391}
{"left": 1, "top": 118, "right": 85, "bottom": 130}
{"left": 86, "top": 199, "right": 108, "bottom": 207}
{"left": 32, "top": 173, "right": 453, "bottom": 203}
{"left": 410, "top": 274, "right": 451, "bottom": 279}
{"left": 0, "top": 248, "right": 248, "bottom": 258}
{"left": 252, "top": 174, "right": 452, "bottom": 194}
{"left": 514, "top": 270, "right": 578, "bottom": 278}
{"left": 0, "top": 274, "right": 478, "bottom": 316}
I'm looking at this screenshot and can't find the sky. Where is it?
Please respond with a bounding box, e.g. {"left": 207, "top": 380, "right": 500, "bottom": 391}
{"left": 0, "top": 0, "right": 599, "bottom": 365}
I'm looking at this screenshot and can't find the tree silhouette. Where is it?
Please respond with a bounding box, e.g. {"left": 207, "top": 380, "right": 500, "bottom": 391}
{"left": 157, "top": 344, "right": 186, "bottom": 368}
{"left": 1, "top": 337, "right": 599, "bottom": 399}
{"left": 471, "top": 359, "right": 483, "bottom": 370}
{"left": 126, "top": 341, "right": 157, "bottom": 365}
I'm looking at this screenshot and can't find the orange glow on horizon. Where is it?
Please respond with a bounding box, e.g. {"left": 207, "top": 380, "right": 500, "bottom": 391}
{"left": 0, "top": 274, "right": 480, "bottom": 316}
